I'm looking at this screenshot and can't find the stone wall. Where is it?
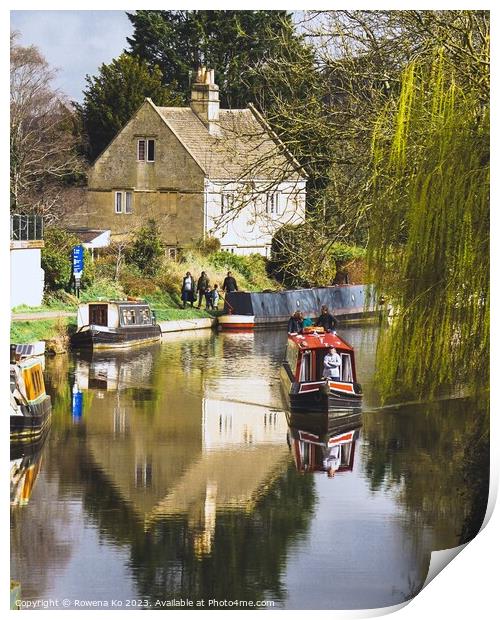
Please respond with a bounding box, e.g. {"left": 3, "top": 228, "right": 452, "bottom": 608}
{"left": 85, "top": 100, "right": 205, "bottom": 246}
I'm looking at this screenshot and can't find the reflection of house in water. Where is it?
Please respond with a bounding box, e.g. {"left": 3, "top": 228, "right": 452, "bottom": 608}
{"left": 77, "top": 337, "right": 291, "bottom": 557}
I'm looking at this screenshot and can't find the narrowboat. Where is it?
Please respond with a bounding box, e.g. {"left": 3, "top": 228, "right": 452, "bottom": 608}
{"left": 71, "top": 299, "right": 161, "bottom": 349}
{"left": 280, "top": 327, "right": 362, "bottom": 412}
{"left": 10, "top": 343, "right": 52, "bottom": 444}
{"left": 219, "top": 285, "right": 379, "bottom": 330}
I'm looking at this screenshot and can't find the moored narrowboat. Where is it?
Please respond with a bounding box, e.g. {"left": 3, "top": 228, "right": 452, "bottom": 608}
{"left": 10, "top": 344, "right": 52, "bottom": 444}
{"left": 280, "top": 327, "right": 362, "bottom": 412}
{"left": 71, "top": 299, "right": 161, "bottom": 349}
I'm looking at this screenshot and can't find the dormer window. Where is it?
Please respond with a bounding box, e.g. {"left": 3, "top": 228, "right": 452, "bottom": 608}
{"left": 137, "top": 138, "right": 155, "bottom": 162}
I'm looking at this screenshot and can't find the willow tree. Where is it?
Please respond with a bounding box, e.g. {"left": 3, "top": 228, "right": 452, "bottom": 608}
{"left": 368, "top": 49, "right": 489, "bottom": 400}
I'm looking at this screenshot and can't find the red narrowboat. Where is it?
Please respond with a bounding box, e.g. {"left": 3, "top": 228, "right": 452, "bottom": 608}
{"left": 280, "top": 327, "right": 362, "bottom": 412}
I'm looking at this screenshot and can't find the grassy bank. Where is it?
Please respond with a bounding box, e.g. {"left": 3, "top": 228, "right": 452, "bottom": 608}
{"left": 11, "top": 317, "right": 76, "bottom": 346}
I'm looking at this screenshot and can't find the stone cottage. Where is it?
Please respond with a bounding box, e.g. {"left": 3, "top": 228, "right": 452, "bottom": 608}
{"left": 82, "top": 68, "right": 307, "bottom": 257}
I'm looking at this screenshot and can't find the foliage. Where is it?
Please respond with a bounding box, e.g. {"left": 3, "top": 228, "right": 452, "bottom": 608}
{"left": 41, "top": 227, "right": 80, "bottom": 291}
{"left": 126, "top": 10, "right": 308, "bottom": 108}
{"left": 10, "top": 33, "right": 85, "bottom": 221}
{"left": 126, "top": 219, "right": 165, "bottom": 276}
{"left": 195, "top": 236, "right": 221, "bottom": 256}
{"left": 79, "top": 53, "right": 182, "bottom": 160}
{"left": 79, "top": 276, "right": 125, "bottom": 302}
{"left": 368, "top": 47, "right": 489, "bottom": 399}
{"left": 268, "top": 222, "right": 358, "bottom": 287}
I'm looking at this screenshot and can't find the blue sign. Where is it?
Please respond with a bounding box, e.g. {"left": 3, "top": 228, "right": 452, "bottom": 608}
{"left": 72, "top": 245, "right": 84, "bottom": 276}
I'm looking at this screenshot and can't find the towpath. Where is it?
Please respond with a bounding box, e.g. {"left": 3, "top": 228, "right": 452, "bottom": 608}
{"left": 11, "top": 311, "right": 76, "bottom": 321}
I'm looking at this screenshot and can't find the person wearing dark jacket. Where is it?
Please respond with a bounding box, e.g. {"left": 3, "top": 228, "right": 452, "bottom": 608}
{"left": 181, "top": 272, "right": 196, "bottom": 308}
{"left": 196, "top": 271, "right": 209, "bottom": 308}
{"left": 222, "top": 271, "right": 238, "bottom": 293}
{"left": 315, "top": 305, "right": 338, "bottom": 332}
{"left": 287, "top": 311, "right": 303, "bottom": 334}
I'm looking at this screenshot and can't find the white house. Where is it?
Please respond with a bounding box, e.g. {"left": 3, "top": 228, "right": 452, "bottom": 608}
{"left": 83, "top": 67, "right": 307, "bottom": 257}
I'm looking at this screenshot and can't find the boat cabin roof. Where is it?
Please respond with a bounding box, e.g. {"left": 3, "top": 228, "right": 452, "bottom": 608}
{"left": 288, "top": 332, "right": 353, "bottom": 353}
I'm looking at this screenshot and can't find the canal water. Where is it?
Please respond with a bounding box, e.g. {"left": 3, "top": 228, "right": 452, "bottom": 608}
{"left": 10, "top": 326, "right": 488, "bottom": 610}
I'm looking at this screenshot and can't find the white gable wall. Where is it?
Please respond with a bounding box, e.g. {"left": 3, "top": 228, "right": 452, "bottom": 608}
{"left": 204, "top": 179, "right": 306, "bottom": 256}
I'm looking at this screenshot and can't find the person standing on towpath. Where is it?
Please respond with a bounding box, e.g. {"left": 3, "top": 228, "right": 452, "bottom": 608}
{"left": 181, "top": 272, "right": 196, "bottom": 308}
{"left": 196, "top": 271, "right": 209, "bottom": 309}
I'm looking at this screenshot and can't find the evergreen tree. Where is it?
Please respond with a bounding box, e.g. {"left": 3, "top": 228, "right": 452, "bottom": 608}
{"left": 79, "top": 53, "right": 181, "bottom": 160}
{"left": 126, "top": 10, "right": 310, "bottom": 109}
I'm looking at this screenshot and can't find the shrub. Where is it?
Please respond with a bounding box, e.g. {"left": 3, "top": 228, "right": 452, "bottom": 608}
{"left": 196, "top": 236, "right": 221, "bottom": 256}
{"left": 126, "top": 219, "right": 164, "bottom": 276}
{"left": 42, "top": 227, "right": 80, "bottom": 290}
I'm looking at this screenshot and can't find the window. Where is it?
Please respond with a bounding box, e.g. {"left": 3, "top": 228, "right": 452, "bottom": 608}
{"left": 120, "top": 308, "right": 137, "bottom": 326}
{"left": 115, "top": 191, "right": 132, "bottom": 214}
{"left": 147, "top": 139, "right": 155, "bottom": 162}
{"left": 137, "top": 138, "right": 155, "bottom": 162}
{"left": 125, "top": 191, "right": 132, "bottom": 214}
{"left": 221, "top": 193, "right": 234, "bottom": 215}
{"left": 115, "top": 192, "right": 122, "bottom": 213}
{"left": 167, "top": 247, "right": 177, "bottom": 260}
{"left": 137, "top": 139, "right": 146, "bottom": 161}
{"left": 266, "top": 193, "right": 280, "bottom": 215}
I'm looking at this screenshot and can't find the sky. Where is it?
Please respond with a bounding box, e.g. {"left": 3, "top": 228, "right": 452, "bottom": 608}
{"left": 10, "top": 10, "right": 133, "bottom": 103}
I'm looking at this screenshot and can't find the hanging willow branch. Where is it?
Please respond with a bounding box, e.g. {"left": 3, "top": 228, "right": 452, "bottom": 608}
{"left": 368, "top": 48, "right": 489, "bottom": 401}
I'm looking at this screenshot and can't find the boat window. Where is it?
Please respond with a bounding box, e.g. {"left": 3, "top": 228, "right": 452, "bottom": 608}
{"left": 121, "top": 308, "right": 137, "bottom": 326}
{"left": 299, "top": 352, "right": 311, "bottom": 382}
{"left": 89, "top": 304, "right": 108, "bottom": 326}
{"left": 139, "top": 307, "right": 152, "bottom": 324}
{"left": 23, "top": 366, "right": 44, "bottom": 401}
{"left": 341, "top": 353, "right": 353, "bottom": 382}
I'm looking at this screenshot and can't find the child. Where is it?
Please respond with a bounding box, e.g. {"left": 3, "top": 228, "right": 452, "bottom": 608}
{"left": 211, "top": 284, "right": 220, "bottom": 310}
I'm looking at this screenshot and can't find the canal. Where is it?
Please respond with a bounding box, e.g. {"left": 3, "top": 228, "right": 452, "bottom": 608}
{"left": 10, "top": 325, "right": 488, "bottom": 610}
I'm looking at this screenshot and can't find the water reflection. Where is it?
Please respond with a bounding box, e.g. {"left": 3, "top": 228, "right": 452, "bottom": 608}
{"left": 10, "top": 431, "right": 49, "bottom": 506}
{"left": 10, "top": 326, "right": 489, "bottom": 610}
{"left": 287, "top": 412, "right": 361, "bottom": 476}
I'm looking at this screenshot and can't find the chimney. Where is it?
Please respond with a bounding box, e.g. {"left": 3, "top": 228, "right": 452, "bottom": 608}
{"left": 190, "top": 67, "right": 220, "bottom": 134}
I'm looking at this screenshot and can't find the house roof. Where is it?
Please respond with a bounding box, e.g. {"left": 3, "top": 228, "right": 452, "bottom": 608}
{"left": 69, "top": 228, "right": 108, "bottom": 243}
{"left": 154, "top": 103, "right": 306, "bottom": 182}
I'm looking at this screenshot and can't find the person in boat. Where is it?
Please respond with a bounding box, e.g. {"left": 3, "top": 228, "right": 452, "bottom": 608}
{"left": 222, "top": 271, "right": 238, "bottom": 293}
{"left": 315, "top": 305, "right": 338, "bottom": 333}
{"left": 181, "top": 272, "right": 196, "bottom": 308}
{"left": 287, "top": 310, "right": 303, "bottom": 334}
{"left": 196, "top": 271, "right": 210, "bottom": 309}
{"left": 323, "top": 347, "right": 342, "bottom": 381}
{"left": 301, "top": 312, "right": 313, "bottom": 328}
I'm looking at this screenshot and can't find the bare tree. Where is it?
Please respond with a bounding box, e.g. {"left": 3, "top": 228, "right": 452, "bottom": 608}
{"left": 10, "top": 32, "right": 85, "bottom": 223}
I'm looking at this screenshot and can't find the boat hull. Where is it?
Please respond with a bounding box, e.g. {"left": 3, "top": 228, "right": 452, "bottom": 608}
{"left": 10, "top": 395, "right": 52, "bottom": 444}
{"left": 71, "top": 325, "right": 162, "bottom": 350}
{"left": 280, "top": 366, "right": 362, "bottom": 413}
{"left": 217, "top": 314, "right": 255, "bottom": 331}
